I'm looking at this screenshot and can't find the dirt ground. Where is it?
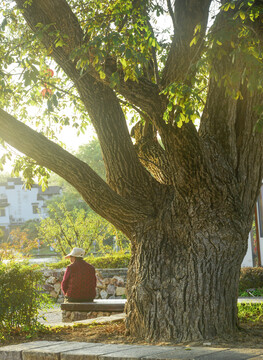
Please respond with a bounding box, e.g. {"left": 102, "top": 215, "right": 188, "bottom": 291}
{"left": 2, "top": 319, "right": 263, "bottom": 349}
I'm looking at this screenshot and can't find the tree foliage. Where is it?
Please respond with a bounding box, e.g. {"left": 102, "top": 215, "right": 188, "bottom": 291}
{"left": 0, "top": 228, "right": 38, "bottom": 260}
{"left": 38, "top": 200, "right": 129, "bottom": 256}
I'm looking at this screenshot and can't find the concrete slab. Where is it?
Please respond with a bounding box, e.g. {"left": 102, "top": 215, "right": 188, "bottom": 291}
{"left": 121, "top": 346, "right": 227, "bottom": 360}
{"left": 61, "top": 343, "right": 139, "bottom": 360}
{"left": 98, "top": 345, "right": 185, "bottom": 360}
{"left": 22, "top": 341, "right": 98, "bottom": 360}
{"left": 238, "top": 298, "right": 263, "bottom": 303}
{"left": 0, "top": 341, "right": 63, "bottom": 360}
{"left": 1, "top": 341, "right": 262, "bottom": 360}
{"left": 143, "top": 346, "right": 263, "bottom": 360}
{"left": 195, "top": 348, "right": 263, "bottom": 360}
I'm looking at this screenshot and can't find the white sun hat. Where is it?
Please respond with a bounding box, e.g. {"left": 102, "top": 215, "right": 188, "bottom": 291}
{"left": 65, "top": 247, "right": 85, "bottom": 258}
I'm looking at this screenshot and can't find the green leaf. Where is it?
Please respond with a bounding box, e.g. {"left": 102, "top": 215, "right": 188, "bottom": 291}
{"left": 55, "top": 38, "right": 65, "bottom": 48}
{"left": 120, "top": 58, "right": 127, "bottom": 67}
{"left": 0, "top": 17, "right": 8, "bottom": 30}
{"left": 125, "top": 48, "right": 132, "bottom": 59}
{"left": 52, "top": 94, "right": 58, "bottom": 107}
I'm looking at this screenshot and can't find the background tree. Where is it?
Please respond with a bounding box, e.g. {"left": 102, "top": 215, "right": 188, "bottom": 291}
{"left": 20, "top": 219, "right": 40, "bottom": 242}
{"left": 47, "top": 139, "right": 105, "bottom": 211}
{"left": 0, "top": 0, "right": 262, "bottom": 342}
{"left": 0, "top": 228, "right": 38, "bottom": 260}
{"left": 38, "top": 200, "right": 129, "bottom": 256}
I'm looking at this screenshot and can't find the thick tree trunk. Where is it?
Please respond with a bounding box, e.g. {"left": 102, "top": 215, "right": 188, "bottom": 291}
{"left": 126, "top": 201, "right": 250, "bottom": 341}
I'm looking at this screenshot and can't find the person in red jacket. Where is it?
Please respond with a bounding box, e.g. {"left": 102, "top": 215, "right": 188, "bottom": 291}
{"left": 61, "top": 247, "right": 97, "bottom": 302}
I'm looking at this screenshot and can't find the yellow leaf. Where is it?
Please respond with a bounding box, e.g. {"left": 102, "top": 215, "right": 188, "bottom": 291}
{"left": 239, "top": 11, "right": 246, "bottom": 20}
{"left": 194, "top": 24, "right": 201, "bottom": 35}
{"left": 47, "top": 45, "right": 53, "bottom": 55}
{"left": 235, "top": 90, "right": 243, "bottom": 100}
{"left": 223, "top": 3, "right": 230, "bottom": 11}
{"left": 99, "top": 71, "right": 106, "bottom": 79}
{"left": 190, "top": 37, "right": 197, "bottom": 47}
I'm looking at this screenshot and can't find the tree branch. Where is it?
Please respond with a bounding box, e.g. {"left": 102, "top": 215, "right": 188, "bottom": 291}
{"left": 199, "top": 4, "right": 263, "bottom": 213}
{"left": 131, "top": 121, "right": 173, "bottom": 184}
{"left": 167, "top": 0, "right": 176, "bottom": 33}
{"left": 0, "top": 108, "right": 155, "bottom": 236}
{"left": 161, "top": 0, "right": 212, "bottom": 87}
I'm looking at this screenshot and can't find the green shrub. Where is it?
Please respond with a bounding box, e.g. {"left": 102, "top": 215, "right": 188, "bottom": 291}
{"left": 238, "top": 303, "right": 263, "bottom": 322}
{"left": 46, "top": 259, "right": 69, "bottom": 269}
{"left": 239, "top": 267, "right": 263, "bottom": 292}
{"left": 87, "top": 253, "right": 131, "bottom": 269}
{"left": 46, "top": 253, "right": 131, "bottom": 269}
{"left": 0, "top": 262, "right": 50, "bottom": 336}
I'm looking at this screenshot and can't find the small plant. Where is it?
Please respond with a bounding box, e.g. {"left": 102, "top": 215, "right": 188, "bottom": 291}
{"left": 239, "top": 288, "right": 263, "bottom": 297}
{"left": 238, "top": 303, "right": 263, "bottom": 323}
{"left": 0, "top": 262, "right": 51, "bottom": 337}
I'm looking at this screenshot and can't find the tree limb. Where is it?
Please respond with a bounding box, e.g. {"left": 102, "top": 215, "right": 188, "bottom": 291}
{"left": 0, "top": 108, "right": 155, "bottom": 236}
{"left": 199, "top": 5, "right": 263, "bottom": 212}
{"left": 131, "top": 121, "right": 173, "bottom": 184}
{"left": 167, "top": 0, "right": 176, "bottom": 34}
{"left": 161, "top": 0, "right": 212, "bottom": 87}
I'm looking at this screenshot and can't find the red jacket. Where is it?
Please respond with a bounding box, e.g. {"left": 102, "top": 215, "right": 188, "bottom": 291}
{"left": 61, "top": 259, "right": 96, "bottom": 300}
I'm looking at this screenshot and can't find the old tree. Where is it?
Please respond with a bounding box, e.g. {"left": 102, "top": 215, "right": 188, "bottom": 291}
{"left": 0, "top": 0, "right": 263, "bottom": 341}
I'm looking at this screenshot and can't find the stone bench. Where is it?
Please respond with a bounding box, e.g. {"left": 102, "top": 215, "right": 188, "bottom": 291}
{"left": 61, "top": 299, "right": 127, "bottom": 322}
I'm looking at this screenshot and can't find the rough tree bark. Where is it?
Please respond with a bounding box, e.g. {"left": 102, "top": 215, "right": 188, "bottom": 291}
{"left": 0, "top": 0, "right": 262, "bottom": 341}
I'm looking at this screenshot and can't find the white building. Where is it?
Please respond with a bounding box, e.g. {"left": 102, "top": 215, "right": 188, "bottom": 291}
{"left": 0, "top": 178, "right": 61, "bottom": 234}
{"left": 242, "top": 183, "right": 263, "bottom": 267}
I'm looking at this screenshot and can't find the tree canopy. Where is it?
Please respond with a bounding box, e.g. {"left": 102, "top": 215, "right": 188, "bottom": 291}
{"left": 0, "top": 0, "right": 263, "bottom": 342}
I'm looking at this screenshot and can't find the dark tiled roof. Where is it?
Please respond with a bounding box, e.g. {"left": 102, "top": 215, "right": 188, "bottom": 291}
{"left": 7, "top": 178, "right": 23, "bottom": 185}
{"left": 40, "top": 186, "right": 61, "bottom": 195}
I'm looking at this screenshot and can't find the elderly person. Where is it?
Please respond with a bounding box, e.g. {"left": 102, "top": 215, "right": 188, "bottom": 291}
{"left": 61, "top": 247, "right": 97, "bottom": 302}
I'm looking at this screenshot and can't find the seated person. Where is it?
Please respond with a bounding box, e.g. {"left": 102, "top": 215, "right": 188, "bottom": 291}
{"left": 61, "top": 247, "right": 96, "bottom": 302}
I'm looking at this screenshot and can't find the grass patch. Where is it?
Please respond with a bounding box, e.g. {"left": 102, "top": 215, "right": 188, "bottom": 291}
{"left": 238, "top": 303, "right": 263, "bottom": 323}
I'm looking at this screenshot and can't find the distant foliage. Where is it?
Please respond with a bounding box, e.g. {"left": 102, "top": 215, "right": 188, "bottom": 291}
{"left": 87, "top": 253, "right": 131, "bottom": 269}
{"left": 0, "top": 262, "right": 50, "bottom": 337}
{"left": 38, "top": 200, "right": 130, "bottom": 257}
{"left": 0, "top": 228, "right": 38, "bottom": 261}
{"left": 239, "top": 267, "right": 263, "bottom": 291}
{"left": 47, "top": 252, "right": 131, "bottom": 269}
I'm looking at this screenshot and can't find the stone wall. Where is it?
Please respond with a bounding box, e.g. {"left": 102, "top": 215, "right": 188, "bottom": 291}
{"left": 41, "top": 268, "right": 128, "bottom": 303}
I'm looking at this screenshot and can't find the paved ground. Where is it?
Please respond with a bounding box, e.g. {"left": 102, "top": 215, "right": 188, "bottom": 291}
{"left": 40, "top": 298, "right": 263, "bottom": 327}
{"left": 1, "top": 298, "right": 261, "bottom": 360}
{"left": 1, "top": 340, "right": 263, "bottom": 359}
{"left": 39, "top": 304, "right": 126, "bottom": 327}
